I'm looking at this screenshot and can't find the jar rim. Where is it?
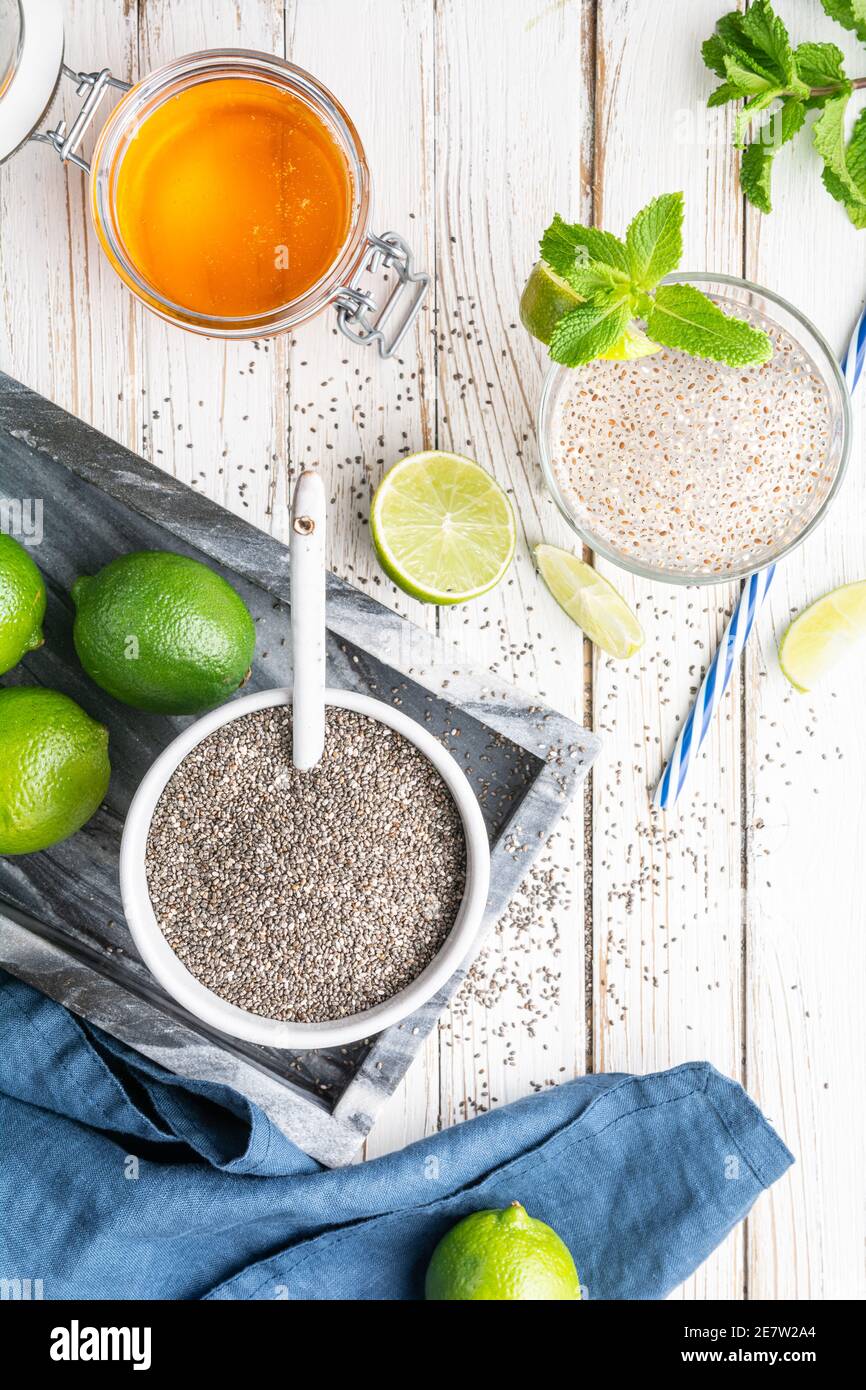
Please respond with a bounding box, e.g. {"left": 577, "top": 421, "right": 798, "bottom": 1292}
{"left": 89, "top": 49, "right": 373, "bottom": 338}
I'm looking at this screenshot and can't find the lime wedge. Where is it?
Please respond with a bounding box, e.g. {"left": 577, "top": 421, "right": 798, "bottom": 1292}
{"left": 597, "top": 324, "right": 661, "bottom": 361}
{"left": 520, "top": 261, "right": 661, "bottom": 361}
{"left": 520, "top": 261, "right": 584, "bottom": 346}
{"left": 534, "top": 544, "right": 644, "bottom": 658}
{"left": 778, "top": 580, "right": 866, "bottom": 692}
{"left": 371, "top": 451, "right": 516, "bottom": 604}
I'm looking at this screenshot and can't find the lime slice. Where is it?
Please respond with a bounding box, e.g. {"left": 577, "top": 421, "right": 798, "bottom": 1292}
{"left": 371, "top": 451, "right": 516, "bottom": 604}
{"left": 520, "top": 261, "right": 661, "bottom": 361}
{"left": 778, "top": 580, "right": 866, "bottom": 692}
{"left": 534, "top": 544, "right": 644, "bottom": 658}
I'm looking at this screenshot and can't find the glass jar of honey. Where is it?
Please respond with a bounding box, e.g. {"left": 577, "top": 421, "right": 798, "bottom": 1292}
{"left": 0, "top": 12, "right": 429, "bottom": 354}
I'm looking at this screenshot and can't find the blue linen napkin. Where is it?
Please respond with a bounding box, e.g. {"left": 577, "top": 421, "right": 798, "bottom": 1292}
{"left": 0, "top": 970, "right": 792, "bottom": 1300}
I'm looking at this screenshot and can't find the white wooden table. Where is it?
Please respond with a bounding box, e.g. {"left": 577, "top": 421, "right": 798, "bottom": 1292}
{"left": 2, "top": 0, "right": 864, "bottom": 1300}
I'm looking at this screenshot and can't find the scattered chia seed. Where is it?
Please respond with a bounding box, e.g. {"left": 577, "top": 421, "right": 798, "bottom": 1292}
{"left": 145, "top": 706, "right": 466, "bottom": 1023}
{"left": 454, "top": 842, "right": 567, "bottom": 1039}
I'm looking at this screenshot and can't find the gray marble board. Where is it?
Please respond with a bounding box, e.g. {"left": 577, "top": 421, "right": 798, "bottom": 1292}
{"left": 0, "top": 370, "right": 600, "bottom": 1167}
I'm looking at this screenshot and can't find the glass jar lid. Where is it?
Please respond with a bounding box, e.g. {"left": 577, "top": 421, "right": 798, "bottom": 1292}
{"left": 0, "top": 0, "right": 64, "bottom": 164}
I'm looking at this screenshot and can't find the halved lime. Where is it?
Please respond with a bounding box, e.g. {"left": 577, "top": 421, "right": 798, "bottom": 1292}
{"left": 520, "top": 260, "right": 660, "bottom": 360}
{"left": 778, "top": 580, "right": 866, "bottom": 692}
{"left": 371, "top": 451, "right": 516, "bottom": 605}
{"left": 534, "top": 544, "right": 644, "bottom": 658}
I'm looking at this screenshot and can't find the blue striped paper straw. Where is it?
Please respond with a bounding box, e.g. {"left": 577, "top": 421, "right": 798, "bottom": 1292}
{"left": 844, "top": 297, "right": 866, "bottom": 393}
{"left": 653, "top": 302, "right": 866, "bottom": 811}
{"left": 653, "top": 565, "right": 775, "bottom": 809}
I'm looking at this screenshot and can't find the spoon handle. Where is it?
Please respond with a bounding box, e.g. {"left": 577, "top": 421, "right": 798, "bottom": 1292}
{"left": 291, "top": 470, "right": 326, "bottom": 771}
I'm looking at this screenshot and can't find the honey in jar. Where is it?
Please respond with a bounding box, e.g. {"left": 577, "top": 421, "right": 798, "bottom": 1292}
{"left": 114, "top": 77, "right": 353, "bottom": 319}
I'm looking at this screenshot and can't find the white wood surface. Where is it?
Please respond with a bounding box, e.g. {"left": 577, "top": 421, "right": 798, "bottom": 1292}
{"left": 1, "top": 0, "right": 864, "bottom": 1300}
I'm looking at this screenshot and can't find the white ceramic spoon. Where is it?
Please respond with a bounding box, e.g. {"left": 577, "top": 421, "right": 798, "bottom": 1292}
{"left": 290, "top": 470, "right": 326, "bottom": 771}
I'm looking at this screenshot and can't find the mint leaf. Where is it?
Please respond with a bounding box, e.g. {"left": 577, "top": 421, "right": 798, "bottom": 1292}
{"left": 826, "top": 106, "right": 866, "bottom": 227}
{"left": 813, "top": 90, "right": 866, "bottom": 208}
{"left": 822, "top": 165, "right": 849, "bottom": 204}
{"left": 794, "top": 41, "right": 846, "bottom": 88}
{"left": 740, "top": 141, "right": 774, "bottom": 213}
{"left": 724, "top": 55, "right": 779, "bottom": 96}
{"left": 739, "top": 98, "right": 807, "bottom": 212}
{"left": 769, "top": 95, "right": 809, "bottom": 145}
{"left": 646, "top": 284, "right": 773, "bottom": 367}
{"left": 734, "top": 88, "right": 784, "bottom": 148}
{"left": 540, "top": 214, "right": 630, "bottom": 279}
{"left": 821, "top": 163, "right": 866, "bottom": 221}
{"left": 563, "top": 261, "right": 629, "bottom": 298}
{"left": 548, "top": 298, "right": 632, "bottom": 368}
{"left": 845, "top": 106, "right": 866, "bottom": 190}
{"left": 539, "top": 215, "right": 585, "bottom": 276}
{"left": 821, "top": 1, "right": 866, "bottom": 45}
{"left": 715, "top": 12, "right": 751, "bottom": 49}
{"left": 707, "top": 81, "right": 742, "bottom": 108}
{"left": 625, "top": 193, "right": 684, "bottom": 290}
{"left": 715, "top": 10, "right": 787, "bottom": 84}
{"left": 702, "top": 34, "right": 730, "bottom": 79}
{"left": 843, "top": 199, "right": 866, "bottom": 230}
{"left": 740, "top": 0, "right": 795, "bottom": 83}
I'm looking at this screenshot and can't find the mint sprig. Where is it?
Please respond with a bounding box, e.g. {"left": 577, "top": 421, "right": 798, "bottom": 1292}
{"left": 703, "top": 0, "right": 866, "bottom": 224}
{"left": 532, "top": 193, "right": 772, "bottom": 370}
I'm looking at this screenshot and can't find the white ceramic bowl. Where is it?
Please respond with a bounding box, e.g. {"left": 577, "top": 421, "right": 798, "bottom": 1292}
{"left": 119, "top": 687, "right": 490, "bottom": 1049}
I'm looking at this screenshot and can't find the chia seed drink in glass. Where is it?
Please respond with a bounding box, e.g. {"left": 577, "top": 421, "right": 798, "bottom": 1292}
{"left": 538, "top": 276, "right": 851, "bottom": 584}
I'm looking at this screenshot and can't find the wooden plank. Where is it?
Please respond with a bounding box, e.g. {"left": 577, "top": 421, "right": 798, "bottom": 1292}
{"left": 431, "top": 0, "right": 589, "bottom": 1138}
{"left": 283, "top": 0, "right": 437, "bottom": 606}
{"left": 743, "top": 0, "right": 866, "bottom": 1302}
{"left": 0, "top": 0, "right": 139, "bottom": 444}
{"left": 592, "top": 0, "right": 747, "bottom": 1299}
{"left": 281, "top": 0, "right": 438, "bottom": 1158}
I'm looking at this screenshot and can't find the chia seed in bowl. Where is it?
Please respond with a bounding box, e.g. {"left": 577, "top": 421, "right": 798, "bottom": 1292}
{"left": 144, "top": 704, "right": 467, "bottom": 1024}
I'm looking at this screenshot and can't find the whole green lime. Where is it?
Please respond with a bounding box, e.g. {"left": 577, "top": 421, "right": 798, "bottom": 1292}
{"left": 425, "top": 1201, "right": 581, "bottom": 1301}
{"left": 0, "top": 534, "right": 46, "bottom": 676}
{"left": 71, "top": 551, "right": 256, "bottom": 715}
{"left": 0, "top": 687, "right": 111, "bottom": 855}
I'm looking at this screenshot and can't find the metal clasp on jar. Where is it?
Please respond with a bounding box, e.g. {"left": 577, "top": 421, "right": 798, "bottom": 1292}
{"left": 334, "top": 232, "right": 430, "bottom": 359}
{"left": 30, "top": 63, "right": 131, "bottom": 173}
